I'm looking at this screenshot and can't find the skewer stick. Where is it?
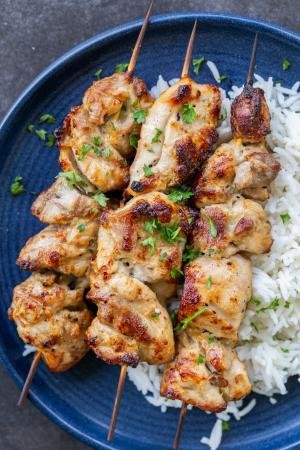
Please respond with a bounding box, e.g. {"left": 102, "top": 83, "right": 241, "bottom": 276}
{"left": 107, "top": 364, "right": 128, "bottom": 441}
{"left": 246, "top": 32, "right": 258, "bottom": 86}
{"left": 127, "top": 0, "right": 154, "bottom": 73}
{"left": 17, "top": 352, "right": 42, "bottom": 407}
{"left": 173, "top": 402, "right": 188, "bottom": 450}
{"left": 181, "top": 20, "right": 197, "bottom": 78}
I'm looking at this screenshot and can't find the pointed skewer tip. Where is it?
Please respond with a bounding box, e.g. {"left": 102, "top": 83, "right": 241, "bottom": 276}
{"left": 17, "top": 352, "right": 42, "bottom": 407}
{"left": 127, "top": 0, "right": 154, "bottom": 73}
{"left": 246, "top": 32, "right": 259, "bottom": 86}
{"left": 181, "top": 20, "right": 198, "bottom": 78}
{"left": 172, "top": 402, "right": 188, "bottom": 450}
{"left": 107, "top": 365, "right": 128, "bottom": 441}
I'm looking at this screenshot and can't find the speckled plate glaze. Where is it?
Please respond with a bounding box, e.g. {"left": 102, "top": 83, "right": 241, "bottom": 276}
{"left": 1, "top": 13, "right": 300, "bottom": 450}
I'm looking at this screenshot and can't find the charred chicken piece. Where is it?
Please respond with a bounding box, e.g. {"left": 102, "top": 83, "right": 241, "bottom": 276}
{"left": 57, "top": 72, "right": 153, "bottom": 192}
{"left": 178, "top": 254, "right": 252, "bottom": 343}
{"left": 87, "top": 192, "right": 192, "bottom": 367}
{"left": 31, "top": 177, "right": 101, "bottom": 225}
{"left": 8, "top": 272, "right": 93, "bottom": 372}
{"left": 191, "top": 196, "right": 272, "bottom": 257}
{"left": 128, "top": 78, "right": 221, "bottom": 195}
{"left": 17, "top": 218, "right": 98, "bottom": 277}
{"left": 160, "top": 330, "right": 251, "bottom": 412}
{"left": 194, "top": 139, "right": 281, "bottom": 206}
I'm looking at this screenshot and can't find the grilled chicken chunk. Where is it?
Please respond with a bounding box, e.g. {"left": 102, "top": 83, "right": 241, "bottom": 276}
{"left": 87, "top": 192, "right": 192, "bottom": 366}
{"left": 178, "top": 254, "right": 252, "bottom": 342}
{"left": 17, "top": 218, "right": 98, "bottom": 277}
{"left": 57, "top": 72, "right": 153, "bottom": 192}
{"left": 128, "top": 78, "right": 221, "bottom": 195}
{"left": 8, "top": 272, "right": 92, "bottom": 371}
{"left": 31, "top": 177, "right": 101, "bottom": 224}
{"left": 194, "top": 139, "right": 280, "bottom": 206}
{"left": 191, "top": 196, "right": 272, "bottom": 257}
{"left": 160, "top": 330, "right": 251, "bottom": 412}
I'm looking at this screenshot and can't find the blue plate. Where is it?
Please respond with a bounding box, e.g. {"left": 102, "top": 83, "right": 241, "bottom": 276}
{"left": 1, "top": 12, "right": 300, "bottom": 450}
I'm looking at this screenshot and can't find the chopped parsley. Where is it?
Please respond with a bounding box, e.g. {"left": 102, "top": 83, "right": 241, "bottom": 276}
{"left": 93, "top": 136, "right": 101, "bottom": 146}
{"left": 174, "top": 307, "right": 207, "bottom": 333}
{"left": 208, "top": 335, "right": 215, "bottom": 344}
{"left": 78, "top": 143, "right": 92, "bottom": 161}
{"left": 222, "top": 421, "right": 230, "bottom": 432}
{"left": 159, "top": 252, "right": 168, "bottom": 262}
{"left": 77, "top": 223, "right": 85, "bottom": 232}
{"left": 251, "top": 297, "right": 261, "bottom": 306}
{"left": 280, "top": 212, "right": 291, "bottom": 224}
{"left": 39, "top": 114, "right": 56, "bottom": 124}
{"left": 208, "top": 248, "right": 215, "bottom": 255}
{"left": 35, "top": 128, "right": 47, "bottom": 141}
{"left": 144, "top": 219, "right": 158, "bottom": 234}
{"left": 170, "top": 267, "right": 184, "bottom": 279}
{"left": 168, "top": 186, "right": 194, "bottom": 203}
{"left": 94, "top": 68, "right": 103, "bottom": 79}
{"left": 151, "top": 128, "right": 162, "bottom": 143}
{"left": 46, "top": 134, "right": 55, "bottom": 147}
{"left": 103, "top": 147, "right": 111, "bottom": 158}
{"left": 192, "top": 57, "right": 205, "bottom": 75}
{"left": 151, "top": 310, "right": 161, "bottom": 319}
{"left": 284, "top": 301, "right": 290, "bottom": 308}
{"left": 280, "top": 347, "right": 289, "bottom": 353}
{"left": 182, "top": 103, "right": 196, "bottom": 124}
{"left": 195, "top": 354, "right": 205, "bottom": 364}
{"left": 282, "top": 58, "right": 291, "bottom": 71}
{"left": 169, "top": 309, "right": 178, "bottom": 327}
{"left": 219, "top": 74, "right": 228, "bottom": 82}
{"left": 206, "top": 276, "right": 212, "bottom": 289}
{"left": 27, "top": 124, "right": 34, "bottom": 133}
{"left": 143, "top": 218, "right": 184, "bottom": 245}
{"left": 203, "top": 211, "right": 217, "bottom": 238}
{"left": 58, "top": 171, "right": 87, "bottom": 188}
{"left": 220, "top": 107, "right": 227, "bottom": 122}
{"left": 141, "top": 236, "right": 156, "bottom": 255}
{"left": 92, "top": 191, "right": 108, "bottom": 207}
{"left": 256, "top": 298, "right": 280, "bottom": 313}
{"left": 129, "top": 132, "right": 138, "bottom": 149}
{"left": 143, "top": 164, "right": 153, "bottom": 177}
{"left": 251, "top": 322, "right": 259, "bottom": 332}
{"left": 133, "top": 108, "right": 147, "bottom": 124}
{"left": 10, "top": 176, "right": 25, "bottom": 196}
{"left": 183, "top": 245, "right": 203, "bottom": 263}
{"left": 115, "top": 63, "right": 129, "bottom": 73}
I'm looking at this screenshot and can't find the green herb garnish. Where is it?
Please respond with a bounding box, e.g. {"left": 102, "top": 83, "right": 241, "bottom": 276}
{"left": 39, "top": 114, "right": 56, "bottom": 124}
{"left": 77, "top": 223, "right": 85, "bottom": 232}
{"left": 256, "top": 298, "right": 280, "bottom": 313}
{"left": 280, "top": 347, "right": 289, "bottom": 353}
{"left": 151, "top": 128, "right": 162, "bottom": 143}
{"left": 115, "top": 63, "right": 129, "bottom": 73}
{"left": 141, "top": 237, "right": 156, "bottom": 255}
{"left": 92, "top": 191, "right": 108, "bottom": 207}
{"left": 203, "top": 211, "right": 217, "bottom": 238}
{"left": 219, "top": 74, "right": 228, "bottom": 82}
{"left": 129, "top": 132, "right": 138, "bottom": 149}
{"left": 206, "top": 276, "right": 212, "bottom": 289}
{"left": 151, "top": 310, "right": 161, "bottom": 319}
{"left": 94, "top": 68, "right": 103, "bottom": 79}
{"left": 220, "top": 107, "right": 227, "bottom": 122}
{"left": 133, "top": 108, "right": 147, "bottom": 124}
{"left": 35, "top": 129, "right": 47, "bottom": 141}
{"left": 144, "top": 219, "right": 158, "bottom": 234}
{"left": 27, "top": 124, "right": 34, "bottom": 133}
{"left": 170, "top": 267, "right": 184, "bottom": 279}
{"left": 183, "top": 245, "right": 203, "bottom": 263}
{"left": 168, "top": 186, "right": 194, "bottom": 203}
{"left": 10, "top": 176, "right": 25, "bottom": 196}
{"left": 159, "top": 252, "right": 168, "bottom": 262}
{"left": 182, "top": 103, "right": 196, "bottom": 124}
{"left": 195, "top": 354, "right": 205, "bottom": 364}
{"left": 251, "top": 297, "right": 261, "bottom": 306}
{"left": 280, "top": 212, "right": 291, "bottom": 224}
{"left": 46, "top": 134, "right": 55, "bottom": 147}
{"left": 58, "top": 171, "right": 87, "bottom": 188}
{"left": 284, "top": 301, "right": 290, "bottom": 308}
{"left": 208, "top": 335, "right": 215, "bottom": 344}
{"left": 174, "top": 307, "right": 207, "bottom": 333}
{"left": 78, "top": 143, "right": 92, "bottom": 161}
{"left": 222, "top": 421, "right": 230, "bottom": 432}
{"left": 282, "top": 58, "right": 291, "bottom": 71}
{"left": 192, "top": 57, "right": 205, "bottom": 75}
{"left": 103, "top": 147, "right": 111, "bottom": 158}
{"left": 143, "top": 164, "right": 153, "bottom": 177}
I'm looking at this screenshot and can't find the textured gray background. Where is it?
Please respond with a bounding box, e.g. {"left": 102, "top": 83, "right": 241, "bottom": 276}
{"left": 1, "top": 1, "right": 299, "bottom": 449}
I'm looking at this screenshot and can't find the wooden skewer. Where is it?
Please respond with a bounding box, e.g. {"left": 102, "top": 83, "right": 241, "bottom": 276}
{"left": 107, "top": 364, "right": 128, "bottom": 441}
{"left": 181, "top": 20, "right": 197, "bottom": 78}
{"left": 17, "top": 352, "right": 42, "bottom": 407}
{"left": 173, "top": 402, "right": 188, "bottom": 450}
{"left": 127, "top": 0, "right": 154, "bottom": 74}
{"left": 246, "top": 32, "right": 259, "bottom": 86}
{"left": 107, "top": 3, "right": 154, "bottom": 441}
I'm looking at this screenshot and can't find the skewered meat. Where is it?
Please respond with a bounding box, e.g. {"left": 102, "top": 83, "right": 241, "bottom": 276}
{"left": 17, "top": 218, "right": 98, "bottom": 277}
{"left": 194, "top": 139, "right": 280, "bottom": 206}
{"left": 57, "top": 72, "right": 153, "bottom": 192}
{"left": 178, "top": 254, "right": 252, "bottom": 343}
{"left": 87, "top": 192, "right": 192, "bottom": 366}
{"left": 160, "top": 330, "right": 251, "bottom": 412}
{"left": 31, "top": 177, "right": 101, "bottom": 224}
{"left": 8, "top": 272, "right": 92, "bottom": 372}
{"left": 191, "top": 196, "right": 272, "bottom": 257}
{"left": 128, "top": 78, "right": 221, "bottom": 195}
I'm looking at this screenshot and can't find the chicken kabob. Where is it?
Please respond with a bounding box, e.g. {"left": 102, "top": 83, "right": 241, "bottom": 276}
{"left": 85, "top": 21, "right": 222, "bottom": 441}
{"left": 160, "top": 34, "right": 281, "bottom": 449}
{"left": 9, "top": 1, "right": 154, "bottom": 406}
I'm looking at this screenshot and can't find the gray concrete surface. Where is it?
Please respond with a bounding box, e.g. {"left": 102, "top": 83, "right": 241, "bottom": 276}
{"left": 1, "top": 1, "right": 299, "bottom": 449}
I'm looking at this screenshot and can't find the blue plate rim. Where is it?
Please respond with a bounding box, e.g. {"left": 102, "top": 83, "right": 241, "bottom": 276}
{"left": 1, "top": 11, "right": 300, "bottom": 450}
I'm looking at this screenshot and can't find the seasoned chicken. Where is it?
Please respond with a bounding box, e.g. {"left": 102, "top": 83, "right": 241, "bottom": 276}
{"left": 191, "top": 196, "right": 272, "bottom": 257}
{"left": 160, "top": 330, "right": 251, "bottom": 412}
{"left": 17, "top": 218, "right": 98, "bottom": 277}
{"left": 194, "top": 139, "right": 281, "bottom": 206}
{"left": 87, "top": 192, "right": 192, "bottom": 366}
{"left": 31, "top": 177, "right": 101, "bottom": 224}
{"left": 128, "top": 78, "right": 221, "bottom": 195}
{"left": 178, "top": 254, "right": 252, "bottom": 342}
{"left": 8, "top": 272, "right": 93, "bottom": 372}
{"left": 57, "top": 72, "right": 153, "bottom": 192}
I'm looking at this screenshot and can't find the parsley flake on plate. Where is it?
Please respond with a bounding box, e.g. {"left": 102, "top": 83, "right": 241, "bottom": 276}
{"left": 182, "top": 103, "right": 196, "bottom": 124}
{"left": 10, "top": 176, "right": 25, "bottom": 196}
{"left": 192, "top": 57, "right": 205, "bottom": 75}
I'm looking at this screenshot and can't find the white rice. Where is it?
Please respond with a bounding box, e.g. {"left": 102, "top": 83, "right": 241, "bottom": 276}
{"left": 128, "top": 73, "right": 300, "bottom": 448}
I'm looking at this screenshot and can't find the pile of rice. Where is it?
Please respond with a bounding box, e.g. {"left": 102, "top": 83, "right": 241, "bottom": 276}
{"left": 22, "top": 64, "right": 300, "bottom": 449}
{"left": 127, "top": 66, "right": 300, "bottom": 448}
